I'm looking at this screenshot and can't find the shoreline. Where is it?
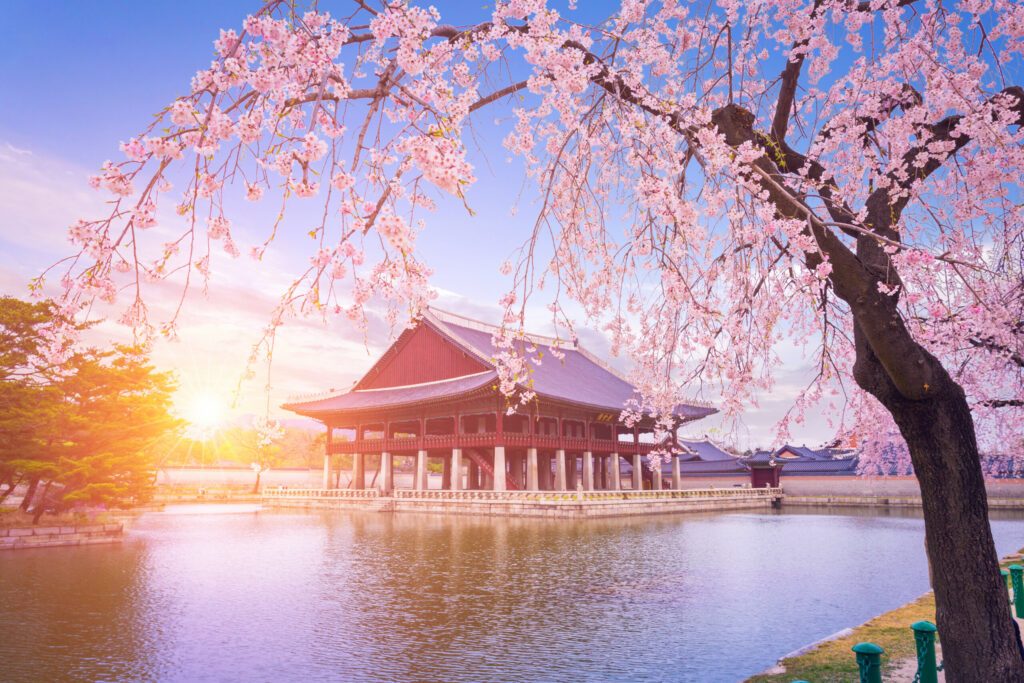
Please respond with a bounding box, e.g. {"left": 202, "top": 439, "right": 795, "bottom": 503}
{"left": 746, "top": 547, "right": 1024, "bottom": 682}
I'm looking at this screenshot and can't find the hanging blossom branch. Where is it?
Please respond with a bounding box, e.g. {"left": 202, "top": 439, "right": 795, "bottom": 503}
{"left": 45, "top": 0, "right": 1023, "bottom": 470}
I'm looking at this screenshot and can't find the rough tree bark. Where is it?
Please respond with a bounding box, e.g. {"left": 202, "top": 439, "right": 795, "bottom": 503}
{"left": 853, "top": 327, "right": 1022, "bottom": 680}
{"left": 18, "top": 476, "right": 38, "bottom": 512}
{"left": 0, "top": 473, "right": 18, "bottom": 504}
{"left": 30, "top": 481, "right": 52, "bottom": 525}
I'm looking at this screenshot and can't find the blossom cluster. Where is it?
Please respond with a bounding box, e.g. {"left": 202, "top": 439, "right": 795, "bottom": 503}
{"left": 55, "top": 0, "right": 1023, "bottom": 469}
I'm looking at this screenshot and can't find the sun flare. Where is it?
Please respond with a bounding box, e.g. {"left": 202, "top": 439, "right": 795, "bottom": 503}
{"left": 181, "top": 391, "right": 227, "bottom": 440}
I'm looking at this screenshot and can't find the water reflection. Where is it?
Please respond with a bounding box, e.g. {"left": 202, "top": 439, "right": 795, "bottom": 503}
{"left": 1, "top": 506, "right": 1023, "bottom": 682}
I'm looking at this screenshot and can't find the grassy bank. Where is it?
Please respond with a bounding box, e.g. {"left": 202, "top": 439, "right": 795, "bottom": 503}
{"left": 746, "top": 592, "right": 937, "bottom": 682}
{"left": 748, "top": 547, "right": 1023, "bottom": 682}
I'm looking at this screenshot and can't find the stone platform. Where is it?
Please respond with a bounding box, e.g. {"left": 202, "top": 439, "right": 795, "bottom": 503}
{"left": 262, "top": 486, "right": 783, "bottom": 518}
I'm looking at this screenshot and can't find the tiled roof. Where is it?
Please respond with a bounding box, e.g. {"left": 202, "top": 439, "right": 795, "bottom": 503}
{"left": 775, "top": 444, "right": 857, "bottom": 461}
{"left": 282, "top": 371, "right": 497, "bottom": 415}
{"left": 742, "top": 450, "right": 860, "bottom": 474}
{"left": 677, "top": 459, "right": 748, "bottom": 474}
{"left": 777, "top": 458, "right": 860, "bottom": 475}
{"left": 678, "top": 439, "right": 737, "bottom": 461}
{"left": 282, "top": 307, "right": 717, "bottom": 421}
{"left": 745, "top": 450, "right": 777, "bottom": 465}
{"left": 426, "top": 309, "right": 716, "bottom": 419}
{"left": 749, "top": 444, "right": 858, "bottom": 463}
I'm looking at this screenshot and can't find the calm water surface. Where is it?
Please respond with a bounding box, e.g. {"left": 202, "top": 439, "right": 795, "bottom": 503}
{"left": 2, "top": 505, "right": 1024, "bottom": 683}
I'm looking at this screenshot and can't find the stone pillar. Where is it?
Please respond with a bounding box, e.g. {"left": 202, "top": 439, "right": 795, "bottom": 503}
{"left": 381, "top": 452, "right": 393, "bottom": 493}
{"left": 555, "top": 449, "right": 567, "bottom": 491}
{"left": 672, "top": 454, "right": 682, "bottom": 491}
{"left": 493, "top": 446, "right": 507, "bottom": 492}
{"left": 596, "top": 455, "right": 606, "bottom": 490}
{"left": 451, "top": 449, "right": 463, "bottom": 491}
{"left": 416, "top": 449, "right": 428, "bottom": 490}
{"left": 467, "top": 458, "right": 478, "bottom": 490}
{"left": 653, "top": 463, "right": 662, "bottom": 490}
{"left": 353, "top": 452, "right": 365, "bottom": 489}
{"left": 527, "top": 448, "right": 539, "bottom": 491}
{"left": 322, "top": 454, "right": 331, "bottom": 489}
{"left": 582, "top": 451, "right": 594, "bottom": 491}
{"left": 610, "top": 453, "right": 621, "bottom": 490}
{"left": 632, "top": 454, "right": 642, "bottom": 490}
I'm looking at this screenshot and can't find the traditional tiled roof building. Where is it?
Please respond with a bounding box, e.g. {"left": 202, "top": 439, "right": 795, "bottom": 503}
{"left": 283, "top": 308, "right": 717, "bottom": 493}
{"left": 743, "top": 444, "right": 860, "bottom": 486}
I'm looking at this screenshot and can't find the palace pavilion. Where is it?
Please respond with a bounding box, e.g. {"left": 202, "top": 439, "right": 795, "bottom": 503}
{"left": 282, "top": 308, "right": 720, "bottom": 493}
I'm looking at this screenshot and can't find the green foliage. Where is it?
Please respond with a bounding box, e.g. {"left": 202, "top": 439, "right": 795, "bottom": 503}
{"left": 0, "top": 296, "right": 180, "bottom": 514}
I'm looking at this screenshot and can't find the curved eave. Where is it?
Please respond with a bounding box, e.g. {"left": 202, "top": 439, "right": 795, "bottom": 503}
{"left": 282, "top": 371, "right": 499, "bottom": 418}
{"left": 526, "top": 390, "right": 718, "bottom": 422}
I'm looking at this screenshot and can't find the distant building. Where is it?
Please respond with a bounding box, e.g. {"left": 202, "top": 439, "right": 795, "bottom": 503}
{"left": 745, "top": 444, "right": 860, "bottom": 479}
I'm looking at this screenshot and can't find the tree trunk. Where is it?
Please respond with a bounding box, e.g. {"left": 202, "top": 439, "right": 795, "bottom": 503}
{"left": 895, "top": 393, "right": 1022, "bottom": 680}
{"left": 31, "top": 481, "right": 52, "bottom": 525}
{"left": 854, "top": 335, "right": 1024, "bottom": 681}
{"left": 19, "top": 476, "right": 39, "bottom": 511}
{"left": 252, "top": 470, "right": 261, "bottom": 494}
{"left": 0, "top": 474, "right": 18, "bottom": 504}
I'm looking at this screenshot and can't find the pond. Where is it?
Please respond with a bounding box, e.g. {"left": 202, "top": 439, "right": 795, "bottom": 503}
{"left": 2, "top": 505, "right": 1023, "bottom": 682}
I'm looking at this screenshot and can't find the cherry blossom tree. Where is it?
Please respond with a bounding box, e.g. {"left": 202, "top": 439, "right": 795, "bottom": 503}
{"left": 42, "top": 0, "right": 1024, "bottom": 677}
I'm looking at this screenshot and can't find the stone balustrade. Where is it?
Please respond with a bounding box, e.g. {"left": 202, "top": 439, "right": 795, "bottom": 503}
{"left": 263, "top": 487, "right": 379, "bottom": 499}
{"left": 265, "top": 486, "right": 781, "bottom": 503}
{"left": 262, "top": 485, "right": 783, "bottom": 517}
{"left": 393, "top": 486, "right": 781, "bottom": 502}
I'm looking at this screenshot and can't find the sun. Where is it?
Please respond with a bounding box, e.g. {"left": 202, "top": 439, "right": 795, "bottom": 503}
{"left": 181, "top": 391, "right": 227, "bottom": 440}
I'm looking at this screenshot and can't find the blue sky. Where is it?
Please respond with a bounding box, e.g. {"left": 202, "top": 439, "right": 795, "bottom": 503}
{"left": 0, "top": 1, "right": 834, "bottom": 450}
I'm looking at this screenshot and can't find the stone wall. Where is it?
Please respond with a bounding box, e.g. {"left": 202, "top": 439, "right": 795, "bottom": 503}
{"left": 263, "top": 493, "right": 777, "bottom": 518}
{"left": 0, "top": 523, "right": 123, "bottom": 550}
{"left": 680, "top": 475, "right": 1024, "bottom": 501}
{"left": 391, "top": 496, "right": 775, "bottom": 518}
{"left": 771, "top": 476, "right": 1024, "bottom": 509}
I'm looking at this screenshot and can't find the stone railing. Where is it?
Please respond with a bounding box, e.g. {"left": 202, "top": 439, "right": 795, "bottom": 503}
{"left": 262, "top": 486, "right": 781, "bottom": 503}
{"left": 391, "top": 487, "right": 782, "bottom": 502}
{"left": 262, "top": 487, "right": 379, "bottom": 499}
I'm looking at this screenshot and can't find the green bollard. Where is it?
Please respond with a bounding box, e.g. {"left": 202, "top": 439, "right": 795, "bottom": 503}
{"left": 912, "top": 620, "right": 939, "bottom": 683}
{"left": 852, "top": 642, "right": 884, "bottom": 683}
{"left": 1003, "top": 568, "right": 1012, "bottom": 604}
{"left": 1010, "top": 564, "right": 1024, "bottom": 618}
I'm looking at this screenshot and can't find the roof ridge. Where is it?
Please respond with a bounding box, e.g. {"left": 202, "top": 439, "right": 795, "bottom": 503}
{"left": 427, "top": 306, "right": 578, "bottom": 350}
{"left": 679, "top": 436, "right": 741, "bottom": 458}
{"left": 428, "top": 307, "right": 716, "bottom": 415}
